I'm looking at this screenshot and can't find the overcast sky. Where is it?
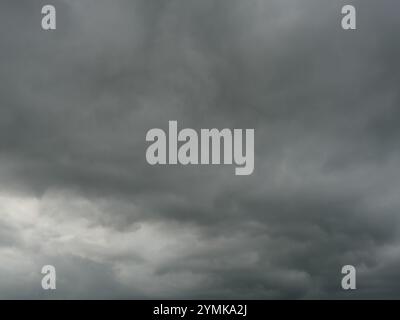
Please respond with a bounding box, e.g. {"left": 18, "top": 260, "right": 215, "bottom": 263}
{"left": 1, "top": 0, "right": 400, "bottom": 299}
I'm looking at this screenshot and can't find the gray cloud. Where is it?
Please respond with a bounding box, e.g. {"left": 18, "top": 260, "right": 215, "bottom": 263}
{"left": 0, "top": 0, "right": 400, "bottom": 299}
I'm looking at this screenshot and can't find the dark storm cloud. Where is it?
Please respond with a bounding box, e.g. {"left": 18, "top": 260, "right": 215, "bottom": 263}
{"left": 1, "top": 0, "right": 400, "bottom": 298}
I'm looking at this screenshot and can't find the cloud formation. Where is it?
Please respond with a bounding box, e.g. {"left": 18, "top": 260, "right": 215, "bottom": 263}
{"left": 1, "top": 0, "right": 400, "bottom": 298}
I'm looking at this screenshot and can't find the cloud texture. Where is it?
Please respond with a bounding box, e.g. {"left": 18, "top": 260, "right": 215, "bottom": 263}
{"left": 1, "top": 0, "right": 400, "bottom": 298}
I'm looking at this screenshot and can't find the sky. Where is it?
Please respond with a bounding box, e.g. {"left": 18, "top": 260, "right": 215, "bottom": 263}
{"left": 0, "top": 0, "right": 400, "bottom": 299}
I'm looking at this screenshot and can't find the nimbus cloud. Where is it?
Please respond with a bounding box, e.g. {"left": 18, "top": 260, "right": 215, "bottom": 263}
{"left": 146, "top": 121, "right": 254, "bottom": 175}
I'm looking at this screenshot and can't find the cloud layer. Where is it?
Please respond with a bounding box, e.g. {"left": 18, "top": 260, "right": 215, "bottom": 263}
{"left": 1, "top": 0, "right": 400, "bottom": 298}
